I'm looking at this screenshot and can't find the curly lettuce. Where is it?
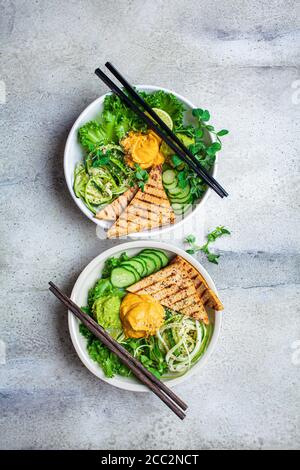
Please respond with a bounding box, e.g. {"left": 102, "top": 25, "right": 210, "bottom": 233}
{"left": 78, "top": 90, "right": 186, "bottom": 151}
{"left": 142, "top": 90, "right": 185, "bottom": 127}
{"left": 102, "top": 93, "right": 146, "bottom": 139}
{"left": 78, "top": 111, "right": 118, "bottom": 151}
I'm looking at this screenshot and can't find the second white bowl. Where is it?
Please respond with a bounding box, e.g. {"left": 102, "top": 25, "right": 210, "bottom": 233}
{"left": 68, "top": 241, "right": 222, "bottom": 392}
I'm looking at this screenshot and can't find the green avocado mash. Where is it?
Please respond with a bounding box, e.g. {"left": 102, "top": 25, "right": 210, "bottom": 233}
{"left": 160, "top": 133, "right": 195, "bottom": 158}
{"left": 92, "top": 295, "right": 122, "bottom": 331}
{"left": 88, "top": 278, "right": 124, "bottom": 338}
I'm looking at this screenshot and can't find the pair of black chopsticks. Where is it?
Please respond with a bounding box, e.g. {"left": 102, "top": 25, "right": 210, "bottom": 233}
{"left": 49, "top": 282, "right": 187, "bottom": 420}
{"left": 94, "top": 62, "right": 228, "bottom": 198}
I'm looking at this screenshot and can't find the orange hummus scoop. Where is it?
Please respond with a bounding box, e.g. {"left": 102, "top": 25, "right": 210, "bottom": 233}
{"left": 120, "top": 293, "right": 165, "bottom": 338}
{"left": 122, "top": 131, "right": 164, "bottom": 169}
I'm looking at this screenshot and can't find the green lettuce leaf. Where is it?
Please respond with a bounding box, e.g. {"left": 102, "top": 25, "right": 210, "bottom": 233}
{"left": 143, "top": 90, "right": 185, "bottom": 127}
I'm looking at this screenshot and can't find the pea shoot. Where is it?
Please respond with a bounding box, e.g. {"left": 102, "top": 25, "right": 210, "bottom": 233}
{"left": 185, "top": 226, "right": 231, "bottom": 264}
{"left": 134, "top": 164, "right": 149, "bottom": 191}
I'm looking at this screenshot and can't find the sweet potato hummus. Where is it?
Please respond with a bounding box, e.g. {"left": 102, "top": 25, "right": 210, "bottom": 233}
{"left": 121, "top": 131, "right": 164, "bottom": 169}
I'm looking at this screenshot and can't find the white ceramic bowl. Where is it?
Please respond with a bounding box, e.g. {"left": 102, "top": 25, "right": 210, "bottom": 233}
{"left": 64, "top": 86, "right": 218, "bottom": 237}
{"left": 69, "top": 241, "right": 222, "bottom": 392}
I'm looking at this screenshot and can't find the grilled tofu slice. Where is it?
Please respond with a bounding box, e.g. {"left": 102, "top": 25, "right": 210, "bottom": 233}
{"left": 95, "top": 186, "right": 138, "bottom": 221}
{"left": 171, "top": 255, "right": 224, "bottom": 311}
{"left": 107, "top": 166, "right": 175, "bottom": 238}
{"left": 127, "top": 264, "right": 209, "bottom": 324}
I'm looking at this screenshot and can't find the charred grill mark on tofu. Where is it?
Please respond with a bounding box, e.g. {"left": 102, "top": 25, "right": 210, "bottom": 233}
{"left": 171, "top": 256, "right": 224, "bottom": 311}
{"left": 107, "top": 167, "right": 175, "bottom": 238}
{"left": 96, "top": 186, "right": 138, "bottom": 221}
{"left": 127, "top": 264, "right": 209, "bottom": 324}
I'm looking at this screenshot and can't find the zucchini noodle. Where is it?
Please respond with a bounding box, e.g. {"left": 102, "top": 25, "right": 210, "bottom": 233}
{"left": 73, "top": 144, "right": 134, "bottom": 214}
{"left": 156, "top": 312, "right": 212, "bottom": 377}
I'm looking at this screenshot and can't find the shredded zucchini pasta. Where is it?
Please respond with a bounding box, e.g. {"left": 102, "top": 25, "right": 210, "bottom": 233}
{"left": 156, "top": 311, "right": 212, "bottom": 377}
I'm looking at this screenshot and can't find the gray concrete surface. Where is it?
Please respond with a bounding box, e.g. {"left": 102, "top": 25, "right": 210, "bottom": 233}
{"left": 0, "top": 0, "right": 299, "bottom": 450}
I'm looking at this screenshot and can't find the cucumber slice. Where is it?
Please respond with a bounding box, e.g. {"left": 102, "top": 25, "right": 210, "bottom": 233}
{"left": 141, "top": 249, "right": 169, "bottom": 267}
{"left": 111, "top": 267, "right": 137, "bottom": 288}
{"left": 162, "top": 169, "right": 176, "bottom": 185}
{"left": 168, "top": 186, "right": 182, "bottom": 196}
{"left": 170, "top": 192, "right": 192, "bottom": 202}
{"left": 120, "top": 262, "right": 141, "bottom": 281}
{"left": 138, "top": 255, "right": 156, "bottom": 276}
{"left": 170, "top": 195, "right": 192, "bottom": 204}
{"left": 117, "top": 263, "right": 140, "bottom": 282}
{"left": 131, "top": 256, "right": 147, "bottom": 276}
{"left": 164, "top": 180, "right": 178, "bottom": 190}
{"left": 139, "top": 250, "right": 162, "bottom": 270}
{"left": 121, "top": 259, "right": 144, "bottom": 276}
{"left": 173, "top": 203, "right": 192, "bottom": 215}
{"left": 170, "top": 185, "right": 191, "bottom": 199}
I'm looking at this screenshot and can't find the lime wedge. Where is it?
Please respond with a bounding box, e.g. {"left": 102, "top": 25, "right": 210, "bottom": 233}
{"left": 152, "top": 108, "right": 173, "bottom": 130}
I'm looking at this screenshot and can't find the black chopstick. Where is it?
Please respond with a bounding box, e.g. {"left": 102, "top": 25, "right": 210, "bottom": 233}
{"left": 105, "top": 61, "right": 228, "bottom": 197}
{"left": 94, "top": 67, "right": 225, "bottom": 198}
{"left": 49, "top": 283, "right": 186, "bottom": 419}
{"left": 49, "top": 282, "right": 187, "bottom": 419}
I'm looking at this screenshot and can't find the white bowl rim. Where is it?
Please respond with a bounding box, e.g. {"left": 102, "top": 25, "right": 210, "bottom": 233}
{"left": 68, "top": 240, "right": 222, "bottom": 392}
{"left": 64, "top": 85, "right": 218, "bottom": 237}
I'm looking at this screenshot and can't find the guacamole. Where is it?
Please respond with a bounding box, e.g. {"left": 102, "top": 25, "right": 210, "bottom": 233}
{"left": 160, "top": 133, "right": 195, "bottom": 158}
{"left": 92, "top": 294, "right": 122, "bottom": 338}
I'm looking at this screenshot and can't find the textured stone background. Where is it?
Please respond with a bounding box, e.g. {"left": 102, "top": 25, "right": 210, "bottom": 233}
{"left": 0, "top": 0, "right": 299, "bottom": 450}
